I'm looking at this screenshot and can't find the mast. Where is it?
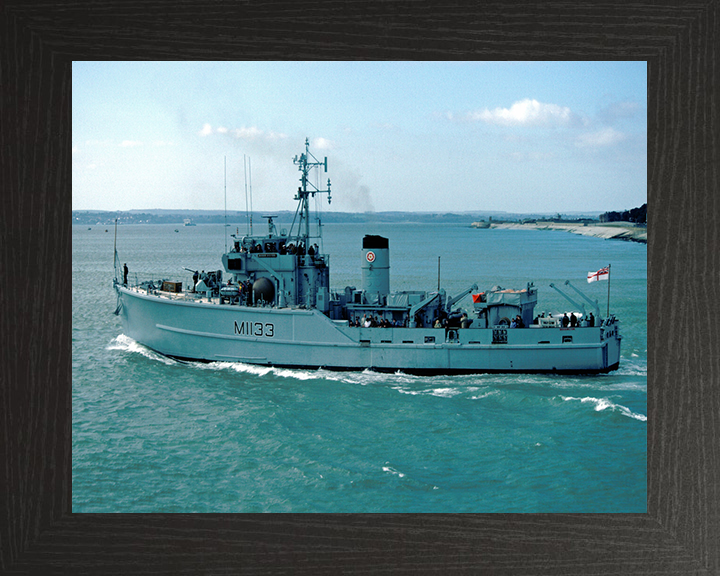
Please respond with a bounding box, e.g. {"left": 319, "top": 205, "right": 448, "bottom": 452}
{"left": 244, "top": 154, "right": 250, "bottom": 235}
{"left": 291, "top": 138, "right": 331, "bottom": 244}
{"left": 249, "top": 157, "right": 253, "bottom": 235}
{"left": 113, "top": 217, "right": 118, "bottom": 281}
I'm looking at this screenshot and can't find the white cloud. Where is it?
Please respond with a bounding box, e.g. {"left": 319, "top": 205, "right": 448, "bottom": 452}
{"left": 576, "top": 127, "right": 626, "bottom": 147}
{"left": 119, "top": 140, "right": 143, "bottom": 147}
{"left": 471, "top": 99, "right": 575, "bottom": 127}
{"left": 196, "top": 124, "right": 289, "bottom": 142}
{"left": 232, "top": 126, "right": 263, "bottom": 139}
{"left": 72, "top": 146, "right": 78, "bottom": 154}
{"left": 312, "top": 137, "right": 333, "bottom": 150}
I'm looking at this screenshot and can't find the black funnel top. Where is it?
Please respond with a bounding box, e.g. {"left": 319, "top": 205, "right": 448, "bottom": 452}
{"left": 362, "top": 235, "right": 389, "bottom": 249}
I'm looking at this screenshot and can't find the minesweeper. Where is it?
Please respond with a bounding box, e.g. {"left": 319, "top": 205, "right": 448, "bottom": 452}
{"left": 113, "top": 139, "right": 621, "bottom": 374}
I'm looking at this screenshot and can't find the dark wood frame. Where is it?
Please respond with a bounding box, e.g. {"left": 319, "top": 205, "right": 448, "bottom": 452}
{"left": 2, "top": 2, "right": 717, "bottom": 573}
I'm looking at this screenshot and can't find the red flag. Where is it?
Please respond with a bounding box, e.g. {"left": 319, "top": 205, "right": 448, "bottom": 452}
{"left": 472, "top": 292, "right": 486, "bottom": 303}
{"left": 587, "top": 266, "right": 609, "bottom": 283}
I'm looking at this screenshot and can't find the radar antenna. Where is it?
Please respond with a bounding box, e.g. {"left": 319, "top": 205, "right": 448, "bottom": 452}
{"left": 290, "top": 138, "right": 331, "bottom": 243}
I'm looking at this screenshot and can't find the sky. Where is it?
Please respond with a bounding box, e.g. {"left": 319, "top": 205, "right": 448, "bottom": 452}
{"left": 72, "top": 61, "right": 646, "bottom": 214}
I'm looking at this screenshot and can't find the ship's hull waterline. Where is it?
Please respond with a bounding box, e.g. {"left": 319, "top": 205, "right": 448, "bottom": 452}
{"left": 118, "top": 286, "right": 620, "bottom": 375}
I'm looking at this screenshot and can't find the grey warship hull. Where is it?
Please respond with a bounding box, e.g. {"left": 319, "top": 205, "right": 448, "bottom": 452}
{"left": 114, "top": 138, "right": 621, "bottom": 375}
{"left": 117, "top": 285, "right": 620, "bottom": 375}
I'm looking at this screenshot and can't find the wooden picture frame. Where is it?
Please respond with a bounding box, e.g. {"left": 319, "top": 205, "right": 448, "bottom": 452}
{"left": 1, "top": 2, "right": 716, "bottom": 573}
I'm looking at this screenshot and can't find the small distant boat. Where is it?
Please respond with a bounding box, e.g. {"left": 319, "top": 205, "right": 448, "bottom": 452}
{"left": 183, "top": 219, "right": 196, "bottom": 226}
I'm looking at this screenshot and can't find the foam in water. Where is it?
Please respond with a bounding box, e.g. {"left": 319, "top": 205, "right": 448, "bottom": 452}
{"left": 107, "top": 334, "right": 178, "bottom": 366}
{"left": 470, "top": 390, "right": 498, "bottom": 400}
{"left": 616, "top": 358, "right": 648, "bottom": 376}
{"left": 561, "top": 395, "right": 647, "bottom": 421}
{"left": 382, "top": 464, "right": 406, "bottom": 478}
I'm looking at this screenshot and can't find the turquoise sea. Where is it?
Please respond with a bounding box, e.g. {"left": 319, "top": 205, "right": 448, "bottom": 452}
{"left": 72, "top": 221, "right": 647, "bottom": 512}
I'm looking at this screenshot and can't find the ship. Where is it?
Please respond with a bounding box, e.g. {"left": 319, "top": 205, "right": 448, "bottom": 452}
{"left": 113, "top": 139, "right": 621, "bottom": 375}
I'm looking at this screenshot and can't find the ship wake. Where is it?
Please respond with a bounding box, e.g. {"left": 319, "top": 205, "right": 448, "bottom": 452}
{"left": 560, "top": 395, "right": 647, "bottom": 421}
{"left": 107, "top": 334, "right": 179, "bottom": 366}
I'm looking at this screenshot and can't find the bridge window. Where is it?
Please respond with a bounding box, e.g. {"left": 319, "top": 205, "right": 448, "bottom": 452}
{"left": 227, "top": 258, "right": 243, "bottom": 271}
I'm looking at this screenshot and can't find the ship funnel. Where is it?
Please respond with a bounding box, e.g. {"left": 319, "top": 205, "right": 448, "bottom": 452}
{"left": 361, "top": 235, "right": 390, "bottom": 298}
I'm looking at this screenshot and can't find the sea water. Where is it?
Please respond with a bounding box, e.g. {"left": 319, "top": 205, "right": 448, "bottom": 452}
{"left": 72, "top": 222, "right": 647, "bottom": 512}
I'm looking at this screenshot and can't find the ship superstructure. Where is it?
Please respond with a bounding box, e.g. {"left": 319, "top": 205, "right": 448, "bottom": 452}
{"left": 113, "top": 139, "right": 621, "bottom": 374}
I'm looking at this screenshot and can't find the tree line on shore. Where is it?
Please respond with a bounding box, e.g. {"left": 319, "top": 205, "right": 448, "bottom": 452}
{"left": 599, "top": 203, "right": 646, "bottom": 224}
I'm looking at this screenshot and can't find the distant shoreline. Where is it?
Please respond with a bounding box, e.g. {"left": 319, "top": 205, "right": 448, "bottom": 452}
{"left": 485, "top": 221, "right": 647, "bottom": 244}
{"left": 72, "top": 209, "right": 605, "bottom": 227}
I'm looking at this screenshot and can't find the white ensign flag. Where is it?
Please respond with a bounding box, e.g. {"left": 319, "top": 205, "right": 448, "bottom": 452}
{"left": 587, "top": 266, "right": 610, "bottom": 283}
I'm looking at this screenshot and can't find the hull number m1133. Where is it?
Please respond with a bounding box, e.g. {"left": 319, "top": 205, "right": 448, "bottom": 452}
{"left": 234, "top": 321, "right": 275, "bottom": 338}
